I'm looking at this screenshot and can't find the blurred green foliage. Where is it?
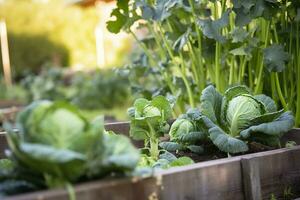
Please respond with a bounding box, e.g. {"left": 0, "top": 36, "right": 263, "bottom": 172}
{"left": 0, "top": 0, "right": 98, "bottom": 75}
{"left": 20, "top": 67, "right": 131, "bottom": 110}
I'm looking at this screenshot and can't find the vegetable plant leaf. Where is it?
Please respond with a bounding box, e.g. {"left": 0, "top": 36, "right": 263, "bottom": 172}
{"left": 197, "top": 10, "right": 230, "bottom": 43}
{"left": 263, "top": 44, "right": 290, "bottom": 72}
{"left": 231, "top": 27, "right": 249, "bottom": 43}
{"left": 240, "top": 111, "right": 295, "bottom": 138}
{"left": 200, "top": 85, "right": 223, "bottom": 124}
{"left": 169, "top": 157, "right": 194, "bottom": 167}
{"left": 101, "top": 134, "right": 140, "bottom": 171}
{"left": 187, "top": 145, "right": 204, "bottom": 154}
{"left": 107, "top": 0, "right": 138, "bottom": 33}
{"left": 173, "top": 28, "right": 191, "bottom": 52}
{"left": 151, "top": 95, "right": 172, "bottom": 120}
{"left": 169, "top": 118, "right": 195, "bottom": 141}
{"left": 179, "top": 131, "right": 206, "bottom": 143}
{"left": 0, "top": 180, "right": 37, "bottom": 196}
{"left": 159, "top": 151, "right": 177, "bottom": 162}
{"left": 159, "top": 141, "right": 184, "bottom": 151}
{"left": 254, "top": 94, "right": 277, "bottom": 113}
{"left": 209, "top": 126, "right": 249, "bottom": 154}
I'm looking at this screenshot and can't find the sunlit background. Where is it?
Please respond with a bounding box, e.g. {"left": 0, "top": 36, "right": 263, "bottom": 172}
{"left": 0, "top": 0, "right": 136, "bottom": 122}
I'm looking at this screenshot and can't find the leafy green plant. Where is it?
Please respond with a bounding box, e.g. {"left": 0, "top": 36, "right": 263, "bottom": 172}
{"left": 128, "top": 96, "right": 172, "bottom": 160}
{"left": 200, "top": 85, "right": 295, "bottom": 154}
{"left": 128, "top": 95, "right": 194, "bottom": 167}
{"left": 0, "top": 101, "right": 139, "bottom": 197}
{"left": 71, "top": 70, "right": 131, "bottom": 110}
{"left": 108, "top": 0, "right": 300, "bottom": 127}
{"left": 21, "top": 68, "right": 68, "bottom": 101}
{"left": 168, "top": 85, "right": 295, "bottom": 154}
{"left": 160, "top": 108, "right": 206, "bottom": 154}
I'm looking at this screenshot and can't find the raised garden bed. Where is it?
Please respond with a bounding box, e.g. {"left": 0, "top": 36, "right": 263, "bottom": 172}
{"left": 1, "top": 122, "right": 300, "bottom": 200}
{"left": 0, "top": 100, "right": 23, "bottom": 109}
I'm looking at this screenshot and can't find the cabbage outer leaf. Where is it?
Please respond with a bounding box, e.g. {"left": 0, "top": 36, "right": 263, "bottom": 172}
{"left": 240, "top": 111, "right": 295, "bottom": 138}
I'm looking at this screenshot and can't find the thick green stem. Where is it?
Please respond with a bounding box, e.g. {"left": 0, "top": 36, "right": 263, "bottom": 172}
{"left": 270, "top": 74, "right": 277, "bottom": 101}
{"left": 66, "top": 183, "right": 76, "bottom": 200}
{"left": 238, "top": 57, "right": 247, "bottom": 83}
{"left": 254, "top": 20, "right": 270, "bottom": 94}
{"left": 129, "top": 29, "right": 156, "bottom": 65}
{"left": 179, "top": 53, "right": 195, "bottom": 108}
{"left": 274, "top": 73, "right": 288, "bottom": 110}
{"left": 149, "top": 138, "right": 159, "bottom": 160}
{"left": 187, "top": 40, "right": 202, "bottom": 92}
{"left": 296, "top": 22, "right": 300, "bottom": 126}
{"left": 156, "top": 23, "right": 175, "bottom": 61}
{"left": 147, "top": 121, "right": 159, "bottom": 160}
{"left": 215, "top": 42, "right": 221, "bottom": 91}
{"left": 229, "top": 57, "right": 235, "bottom": 85}
{"left": 147, "top": 23, "right": 167, "bottom": 58}
{"left": 188, "top": 0, "right": 205, "bottom": 91}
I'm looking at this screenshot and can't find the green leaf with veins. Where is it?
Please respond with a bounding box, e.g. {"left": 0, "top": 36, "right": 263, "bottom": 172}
{"left": 200, "top": 85, "right": 223, "bottom": 124}
{"left": 107, "top": 0, "right": 138, "bottom": 33}
{"left": 208, "top": 125, "right": 249, "bottom": 153}
{"left": 254, "top": 94, "right": 277, "bottom": 113}
{"left": 159, "top": 141, "right": 184, "bottom": 151}
{"left": 173, "top": 28, "right": 191, "bottom": 52}
{"left": 169, "top": 157, "right": 194, "bottom": 167}
{"left": 263, "top": 44, "right": 290, "bottom": 72}
{"left": 231, "top": 27, "right": 249, "bottom": 43}
{"left": 241, "top": 111, "right": 295, "bottom": 138}
{"left": 197, "top": 10, "right": 230, "bottom": 43}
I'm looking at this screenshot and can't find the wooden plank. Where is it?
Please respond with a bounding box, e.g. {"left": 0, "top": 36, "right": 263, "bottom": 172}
{"left": 5, "top": 176, "right": 160, "bottom": 200}
{"left": 0, "top": 133, "right": 7, "bottom": 158}
{"left": 105, "top": 122, "right": 130, "bottom": 136}
{"left": 0, "top": 100, "right": 23, "bottom": 109}
{"left": 241, "top": 146, "right": 300, "bottom": 200}
{"left": 5, "top": 156, "right": 243, "bottom": 200}
{"left": 159, "top": 157, "right": 244, "bottom": 200}
{"left": 241, "top": 158, "right": 262, "bottom": 200}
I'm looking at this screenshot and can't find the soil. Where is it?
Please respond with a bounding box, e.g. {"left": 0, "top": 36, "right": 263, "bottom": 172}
{"left": 173, "top": 142, "right": 277, "bottom": 163}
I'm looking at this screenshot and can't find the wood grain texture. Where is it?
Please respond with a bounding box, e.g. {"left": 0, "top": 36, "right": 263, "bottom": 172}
{"left": 241, "top": 145, "right": 300, "bottom": 200}
{"left": 0, "top": 133, "right": 7, "bottom": 158}
{"left": 5, "top": 157, "right": 244, "bottom": 200}
{"left": 241, "top": 158, "right": 262, "bottom": 200}
{"left": 159, "top": 157, "right": 244, "bottom": 200}
{"left": 6, "top": 177, "right": 159, "bottom": 200}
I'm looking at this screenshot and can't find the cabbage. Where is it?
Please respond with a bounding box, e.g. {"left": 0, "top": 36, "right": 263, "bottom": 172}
{"left": 199, "top": 85, "right": 295, "bottom": 153}
{"left": 2, "top": 101, "right": 139, "bottom": 195}
{"left": 165, "top": 109, "right": 206, "bottom": 154}
{"left": 226, "top": 95, "right": 263, "bottom": 136}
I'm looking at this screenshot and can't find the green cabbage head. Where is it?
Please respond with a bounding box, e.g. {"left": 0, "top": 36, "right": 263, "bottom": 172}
{"left": 200, "top": 85, "right": 294, "bottom": 154}
{"left": 4, "top": 101, "right": 139, "bottom": 189}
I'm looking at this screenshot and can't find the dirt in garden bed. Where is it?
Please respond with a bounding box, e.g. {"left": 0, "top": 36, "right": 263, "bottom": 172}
{"left": 172, "top": 142, "right": 277, "bottom": 163}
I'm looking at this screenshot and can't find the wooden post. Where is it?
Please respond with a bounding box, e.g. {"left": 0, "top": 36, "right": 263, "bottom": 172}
{"left": 241, "top": 158, "right": 262, "bottom": 200}
{"left": 0, "top": 20, "right": 12, "bottom": 87}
